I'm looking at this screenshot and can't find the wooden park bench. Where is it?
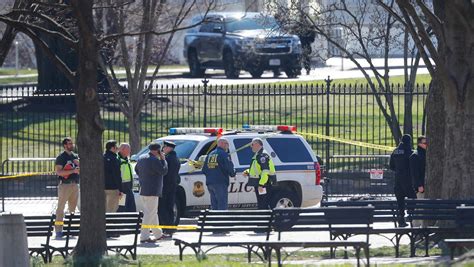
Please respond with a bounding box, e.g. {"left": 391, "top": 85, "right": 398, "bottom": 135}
{"left": 443, "top": 206, "right": 474, "bottom": 259}
{"left": 406, "top": 199, "right": 474, "bottom": 257}
{"left": 267, "top": 206, "right": 373, "bottom": 267}
{"left": 48, "top": 212, "right": 142, "bottom": 261}
{"left": 321, "top": 200, "right": 419, "bottom": 257}
{"left": 173, "top": 209, "right": 273, "bottom": 263}
{"left": 25, "top": 214, "right": 55, "bottom": 263}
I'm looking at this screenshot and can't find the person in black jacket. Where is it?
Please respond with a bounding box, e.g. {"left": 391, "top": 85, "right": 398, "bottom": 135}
{"left": 389, "top": 134, "right": 416, "bottom": 227}
{"left": 158, "top": 141, "right": 181, "bottom": 238}
{"left": 104, "top": 140, "right": 122, "bottom": 213}
{"left": 410, "top": 136, "right": 427, "bottom": 197}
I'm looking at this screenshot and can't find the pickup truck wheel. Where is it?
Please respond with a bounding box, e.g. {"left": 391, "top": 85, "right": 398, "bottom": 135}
{"left": 188, "top": 51, "right": 205, "bottom": 78}
{"left": 249, "top": 68, "right": 263, "bottom": 78}
{"left": 285, "top": 69, "right": 299, "bottom": 78}
{"left": 270, "top": 189, "right": 301, "bottom": 209}
{"left": 224, "top": 51, "right": 240, "bottom": 79}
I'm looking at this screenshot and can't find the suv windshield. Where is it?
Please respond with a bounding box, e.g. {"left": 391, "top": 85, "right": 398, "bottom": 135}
{"left": 132, "top": 139, "right": 198, "bottom": 162}
{"left": 225, "top": 17, "right": 278, "bottom": 32}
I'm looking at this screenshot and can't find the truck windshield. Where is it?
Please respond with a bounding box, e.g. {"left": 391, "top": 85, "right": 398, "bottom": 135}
{"left": 132, "top": 139, "right": 198, "bottom": 162}
{"left": 225, "top": 17, "right": 278, "bottom": 32}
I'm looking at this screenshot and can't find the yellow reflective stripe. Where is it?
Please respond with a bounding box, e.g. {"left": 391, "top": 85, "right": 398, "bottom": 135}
{"left": 259, "top": 170, "right": 269, "bottom": 185}
{"left": 54, "top": 221, "right": 64, "bottom": 226}
{"left": 141, "top": 224, "right": 197, "bottom": 230}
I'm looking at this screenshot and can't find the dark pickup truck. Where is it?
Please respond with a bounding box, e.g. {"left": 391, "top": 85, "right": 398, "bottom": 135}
{"left": 184, "top": 12, "right": 302, "bottom": 79}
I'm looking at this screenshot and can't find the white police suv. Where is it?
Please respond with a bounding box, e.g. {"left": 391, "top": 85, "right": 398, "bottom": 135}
{"left": 132, "top": 125, "right": 323, "bottom": 224}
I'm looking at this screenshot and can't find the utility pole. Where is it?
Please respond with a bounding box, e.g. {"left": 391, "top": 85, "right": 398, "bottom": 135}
{"left": 15, "top": 41, "right": 19, "bottom": 76}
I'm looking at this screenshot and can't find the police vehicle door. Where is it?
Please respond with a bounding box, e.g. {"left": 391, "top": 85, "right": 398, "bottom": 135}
{"left": 230, "top": 138, "right": 257, "bottom": 209}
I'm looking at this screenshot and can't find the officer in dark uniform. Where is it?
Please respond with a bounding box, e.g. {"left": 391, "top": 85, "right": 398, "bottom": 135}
{"left": 389, "top": 134, "right": 416, "bottom": 227}
{"left": 159, "top": 141, "right": 181, "bottom": 238}
{"left": 243, "top": 138, "right": 276, "bottom": 210}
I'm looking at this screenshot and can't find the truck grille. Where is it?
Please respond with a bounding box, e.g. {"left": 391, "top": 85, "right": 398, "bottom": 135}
{"left": 255, "top": 39, "right": 292, "bottom": 54}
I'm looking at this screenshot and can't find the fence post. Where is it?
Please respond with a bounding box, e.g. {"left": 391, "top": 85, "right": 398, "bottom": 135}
{"left": 325, "top": 76, "right": 332, "bottom": 173}
{"left": 202, "top": 77, "right": 209, "bottom": 127}
{"left": 1, "top": 159, "right": 7, "bottom": 212}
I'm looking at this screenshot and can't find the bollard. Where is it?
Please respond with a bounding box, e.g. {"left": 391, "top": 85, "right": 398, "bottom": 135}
{"left": 0, "top": 214, "right": 29, "bottom": 267}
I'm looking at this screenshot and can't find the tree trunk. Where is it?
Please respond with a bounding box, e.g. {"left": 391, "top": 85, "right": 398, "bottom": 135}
{"left": 0, "top": 25, "right": 17, "bottom": 67}
{"left": 70, "top": 0, "right": 106, "bottom": 265}
{"left": 426, "top": 1, "right": 474, "bottom": 200}
{"left": 128, "top": 113, "right": 141, "bottom": 154}
{"left": 425, "top": 79, "right": 445, "bottom": 199}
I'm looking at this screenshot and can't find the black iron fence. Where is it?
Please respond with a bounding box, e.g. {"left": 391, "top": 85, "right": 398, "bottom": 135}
{"left": 0, "top": 80, "right": 428, "bottom": 203}
{"left": 325, "top": 155, "right": 394, "bottom": 198}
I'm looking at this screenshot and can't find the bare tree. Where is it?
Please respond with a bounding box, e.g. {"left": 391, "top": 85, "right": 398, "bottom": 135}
{"left": 0, "top": 1, "right": 107, "bottom": 265}
{"left": 269, "top": 0, "right": 422, "bottom": 144}
{"left": 378, "top": 0, "right": 474, "bottom": 199}
{"left": 99, "top": 0, "right": 216, "bottom": 153}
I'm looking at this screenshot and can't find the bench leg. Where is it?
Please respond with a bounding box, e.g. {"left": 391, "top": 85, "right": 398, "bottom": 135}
{"left": 409, "top": 235, "right": 416, "bottom": 257}
{"left": 178, "top": 244, "right": 184, "bottom": 261}
{"left": 450, "top": 246, "right": 454, "bottom": 260}
{"left": 247, "top": 245, "right": 251, "bottom": 263}
{"left": 267, "top": 246, "right": 272, "bottom": 267}
{"left": 424, "top": 234, "right": 429, "bottom": 257}
{"left": 355, "top": 247, "right": 360, "bottom": 267}
{"left": 276, "top": 248, "right": 282, "bottom": 267}
{"left": 395, "top": 234, "right": 401, "bottom": 257}
{"left": 365, "top": 246, "right": 370, "bottom": 267}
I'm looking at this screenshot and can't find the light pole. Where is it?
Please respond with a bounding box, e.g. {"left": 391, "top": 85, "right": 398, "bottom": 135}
{"left": 15, "top": 41, "right": 19, "bottom": 76}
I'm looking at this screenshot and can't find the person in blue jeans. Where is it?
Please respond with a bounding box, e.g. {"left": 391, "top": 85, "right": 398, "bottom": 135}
{"left": 202, "top": 138, "right": 236, "bottom": 210}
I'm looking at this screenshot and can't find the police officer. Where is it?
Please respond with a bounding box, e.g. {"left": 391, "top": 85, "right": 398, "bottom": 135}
{"left": 243, "top": 138, "right": 276, "bottom": 210}
{"left": 202, "top": 138, "right": 236, "bottom": 210}
{"left": 389, "top": 134, "right": 416, "bottom": 227}
{"left": 117, "top": 143, "right": 136, "bottom": 212}
{"left": 159, "top": 141, "right": 181, "bottom": 238}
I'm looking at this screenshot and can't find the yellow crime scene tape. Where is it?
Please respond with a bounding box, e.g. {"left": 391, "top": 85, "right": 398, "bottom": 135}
{"left": 298, "top": 132, "right": 395, "bottom": 152}
{"left": 54, "top": 221, "right": 197, "bottom": 230}
{"left": 0, "top": 171, "right": 56, "bottom": 180}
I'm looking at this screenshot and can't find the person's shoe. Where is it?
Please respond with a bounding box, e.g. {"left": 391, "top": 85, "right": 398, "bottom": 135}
{"left": 140, "top": 238, "right": 157, "bottom": 243}
{"left": 159, "top": 233, "right": 173, "bottom": 240}
{"left": 398, "top": 221, "right": 408, "bottom": 227}
{"left": 55, "top": 231, "right": 63, "bottom": 239}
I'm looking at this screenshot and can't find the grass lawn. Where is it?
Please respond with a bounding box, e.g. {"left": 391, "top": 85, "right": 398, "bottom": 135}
{"left": 31, "top": 245, "right": 443, "bottom": 266}
{"left": 268, "top": 74, "right": 432, "bottom": 87}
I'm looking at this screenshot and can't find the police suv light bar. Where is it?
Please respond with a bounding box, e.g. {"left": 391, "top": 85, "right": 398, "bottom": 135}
{"left": 169, "top": 127, "right": 223, "bottom": 135}
{"left": 242, "top": 124, "right": 297, "bottom": 133}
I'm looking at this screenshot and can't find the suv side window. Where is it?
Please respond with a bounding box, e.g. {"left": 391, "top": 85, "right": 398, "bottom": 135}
{"left": 233, "top": 138, "right": 253, "bottom": 166}
{"left": 195, "top": 140, "right": 216, "bottom": 160}
{"left": 199, "top": 21, "right": 215, "bottom": 33}
{"left": 267, "top": 138, "right": 313, "bottom": 163}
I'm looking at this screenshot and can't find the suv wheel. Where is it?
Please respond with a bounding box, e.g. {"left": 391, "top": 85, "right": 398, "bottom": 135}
{"left": 270, "top": 189, "right": 301, "bottom": 209}
{"left": 285, "top": 69, "right": 299, "bottom": 78}
{"left": 224, "top": 51, "right": 240, "bottom": 79}
{"left": 188, "top": 50, "right": 205, "bottom": 78}
{"left": 249, "top": 68, "right": 263, "bottom": 78}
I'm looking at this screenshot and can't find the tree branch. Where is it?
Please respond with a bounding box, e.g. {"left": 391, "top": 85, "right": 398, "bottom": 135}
{"left": 8, "top": 9, "right": 77, "bottom": 41}
{"left": 414, "top": 0, "right": 444, "bottom": 41}
{"left": 22, "top": 27, "right": 75, "bottom": 83}
{"left": 395, "top": 0, "right": 437, "bottom": 76}
{"left": 0, "top": 15, "right": 77, "bottom": 47}
{"left": 93, "top": 0, "right": 135, "bottom": 9}
{"left": 397, "top": 0, "right": 440, "bottom": 64}
{"left": 98, "top": 20, "right": 206, "bottom": 43}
